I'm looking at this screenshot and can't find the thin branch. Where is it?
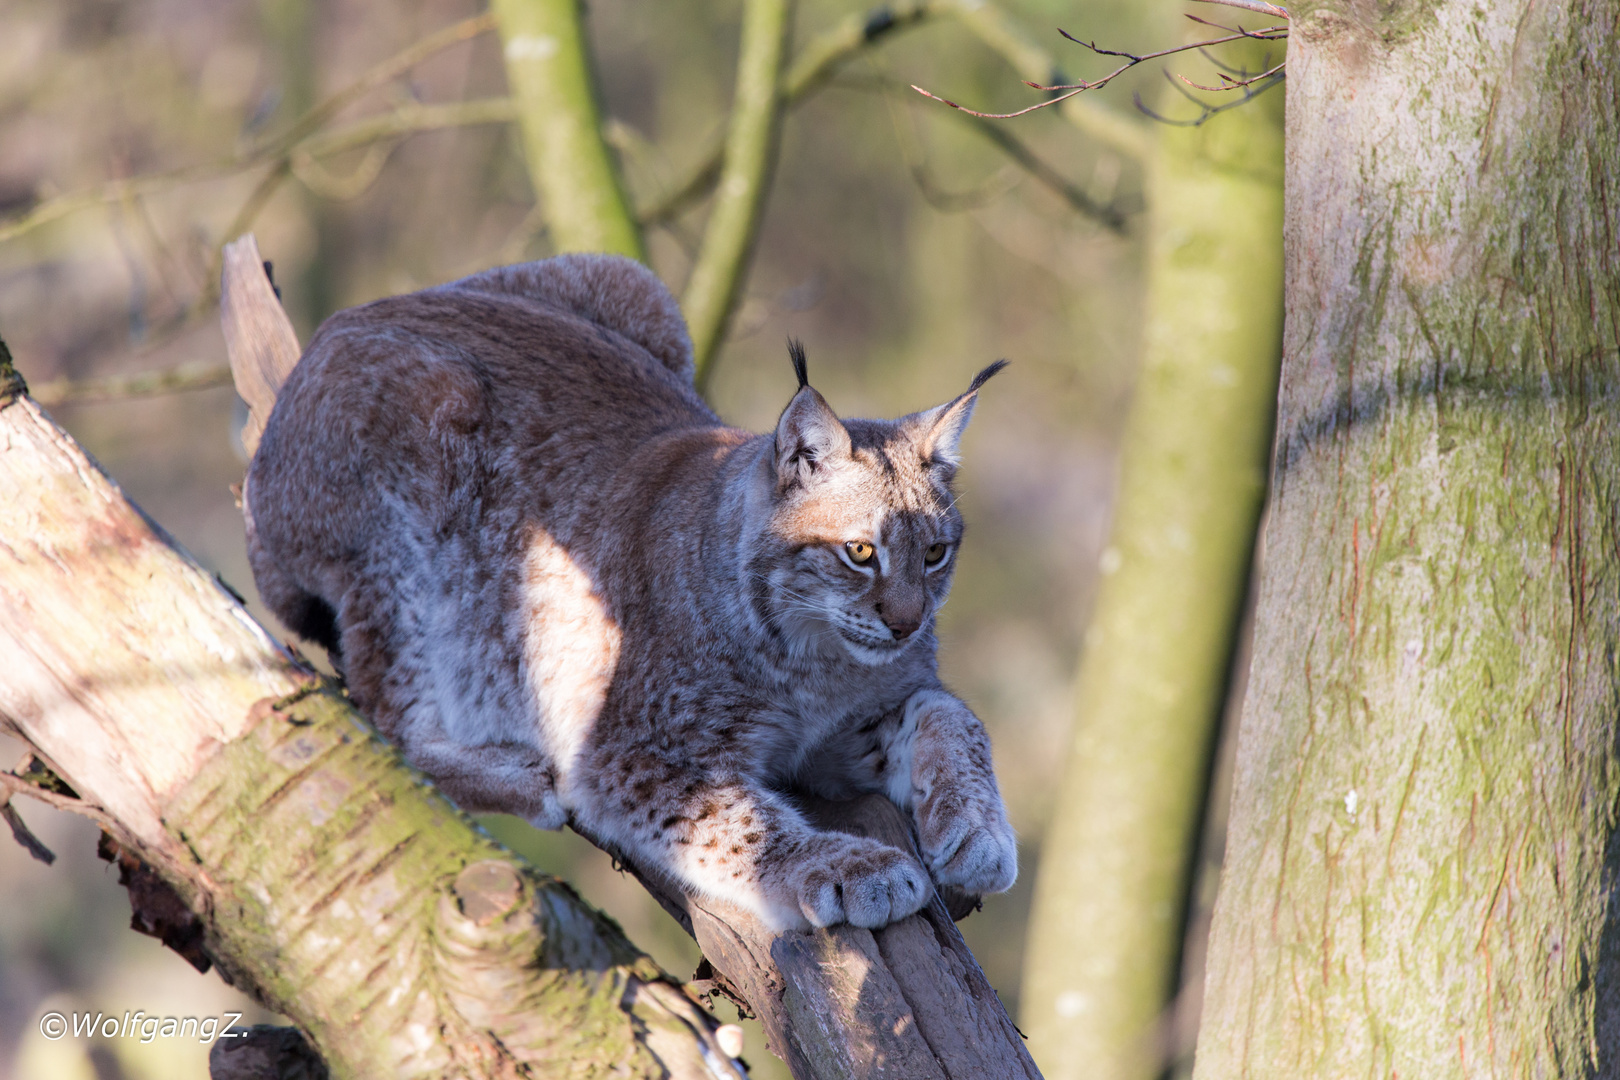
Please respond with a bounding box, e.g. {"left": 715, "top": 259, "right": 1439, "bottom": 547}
{"left": 911, "top": 26, "right": 1282, "bottom": 119}
{"left": 28, "top": 361, "right": 235, "bottom": 406}
{"left": 1, "top": 763, "right": 115, "bottom": 834}
{"left": 194, "top": 162, "right": 293, "bottom": 314}
{"left": 298, "top": 97, "right": 519, "bottom": 160}
{"left": 861, "top": 72, "right": 1131, "bottom": 231}
{"left": 0, "top": 15, "right": 498, "bottom": 246}
{"left": 636, "top": 1, "right": 946, "bottom": 227}
{"left": 682, "top": 0, "right": 797, "bottom": 391}
{"left": 1134, "top": 68, "right": 1285, "bottom": 127}
{"left": 1177, "top": 58, "right": 1286, "bottom": 92}
{"left": 245, "top": 12, "right": 497, "bottom": 157}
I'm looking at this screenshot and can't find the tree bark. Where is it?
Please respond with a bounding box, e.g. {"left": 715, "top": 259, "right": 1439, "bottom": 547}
{"left": 1195, "top": 1, "right": 1620, "bottom": 1075}
{"left": 1020, "top": 43, "right": 1284, "bottom": 1080}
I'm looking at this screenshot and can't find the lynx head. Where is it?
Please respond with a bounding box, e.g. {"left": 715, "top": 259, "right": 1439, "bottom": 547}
{"left": 747, "top": 341, "right": 1006, "bottom": 665}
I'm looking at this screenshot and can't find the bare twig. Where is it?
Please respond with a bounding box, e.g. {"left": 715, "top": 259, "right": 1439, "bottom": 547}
{"left": 863, "top": 72, "right": 1131, "bottom": 230}
{"left": 1177, "top": 58, "right": 1286, "bottom": 92}
{"left": 912, "top": 24, "right": 1285, "bottom": 120}
{"left": 245, "top": 13, "right": 497, "bottom": 157}
{"left": 1135, "top": 67, "right": 1285, "bottom": 127}
{"left": 1, "top": 758, "right": 117, "bottom": 844}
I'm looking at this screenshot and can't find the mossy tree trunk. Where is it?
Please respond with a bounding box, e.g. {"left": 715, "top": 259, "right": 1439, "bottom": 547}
{"left": 1195, "top": 1, "right": 1620, "bottom": 1074}
{"left": 1020, "top": 44, "right": 1284, "bottom": 1080}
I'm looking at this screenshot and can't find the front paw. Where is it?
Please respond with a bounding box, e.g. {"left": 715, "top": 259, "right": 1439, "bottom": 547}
{"left": 915, "top": 789, "right": 1018, "bottom": 896}
{"left": 788, "top": 835, "right": 930, "bottom": 929}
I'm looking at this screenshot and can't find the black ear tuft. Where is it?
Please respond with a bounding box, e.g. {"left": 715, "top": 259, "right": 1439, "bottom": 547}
{"left": 787, "top": 338, "right": 809, "bottom": 390}
{"left": 968, "top": 359, "right": 1009, "bottom": 395}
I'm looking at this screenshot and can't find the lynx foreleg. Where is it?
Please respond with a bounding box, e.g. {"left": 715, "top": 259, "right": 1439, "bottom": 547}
{"left": 576, "top": 768, "right": 930, "bottom": 931}
{"left": 893, "top": 689, "right": 1018, "bottom": 896}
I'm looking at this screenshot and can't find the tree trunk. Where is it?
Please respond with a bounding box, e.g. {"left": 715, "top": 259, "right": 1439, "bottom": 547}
{"left": 1020, "top": 44, "right": 1284, "bottom": 1080}
{"left": 1195, "top": 2, "right": 1620, "bottom": 1075}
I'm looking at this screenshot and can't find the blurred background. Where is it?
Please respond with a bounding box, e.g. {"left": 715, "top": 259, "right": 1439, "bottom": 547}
{"left": 0, "top": 0, "right": 1198, "bottom": 1074}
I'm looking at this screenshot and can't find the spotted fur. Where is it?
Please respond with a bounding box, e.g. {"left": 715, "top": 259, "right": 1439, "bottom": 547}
{"left": 245, "top": 253, "right": 1017, "bottom": 930}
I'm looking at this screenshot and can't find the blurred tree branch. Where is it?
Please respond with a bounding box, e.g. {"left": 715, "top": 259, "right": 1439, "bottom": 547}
{"left": 29, "top": 361, "right": 236, "bottom": 407}
{"left": 0, "top": 13, "right": 497, "bottom": 247}
{"left": 681, "top": 0, "right": 797, "bottom": 389}
{"left": 490, "top": 0, "right": 645, "bottom": 261}
{"left": 0, "top": 0, "right": 1154, "bottom": 412}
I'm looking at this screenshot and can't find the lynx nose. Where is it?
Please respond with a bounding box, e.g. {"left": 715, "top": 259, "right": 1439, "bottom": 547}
{"left": 878, "top": 605, "right": 923, "bottom": 641}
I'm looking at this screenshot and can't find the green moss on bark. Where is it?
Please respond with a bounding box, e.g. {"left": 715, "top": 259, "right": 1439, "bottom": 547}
{"left": 163, "top": 688, "right": 722, "bottom": 1078}
{"left": 1195, "top": 0, "right": 1620, "bottom": 1074}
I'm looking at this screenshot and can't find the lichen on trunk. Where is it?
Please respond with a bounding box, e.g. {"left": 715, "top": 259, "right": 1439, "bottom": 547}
{"left": 1195, "top": 0, "right": 1620, "bottom": 1074}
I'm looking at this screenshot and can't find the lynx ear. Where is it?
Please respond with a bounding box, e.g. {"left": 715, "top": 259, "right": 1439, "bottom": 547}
{"left": 774, "top": 341, "right": 851, "bottom": 490}
{"left": 915, "top": 360, "right": 1008, "bottom": 472}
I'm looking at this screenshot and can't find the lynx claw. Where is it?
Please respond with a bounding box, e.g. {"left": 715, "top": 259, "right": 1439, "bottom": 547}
{"left": 918, "top": 800, "right": 1018, "bottom": 897}
{"left": 795, "top": 838, "right": 930, "bottom": 929}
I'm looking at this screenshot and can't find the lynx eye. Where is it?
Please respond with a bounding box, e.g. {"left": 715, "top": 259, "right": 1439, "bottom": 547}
{"left": 844, "top": 540, "right": 875, "bottom": 565}
{"left": 924, "top": 543, "right": 949, "bottom": 566}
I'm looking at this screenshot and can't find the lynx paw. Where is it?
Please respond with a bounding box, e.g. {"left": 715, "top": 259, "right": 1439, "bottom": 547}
{"left": 915, "top": 791, "right": 1017, "bottom": 896}
{"left": 791, "top": 836, "right": 930, "bottom": 929}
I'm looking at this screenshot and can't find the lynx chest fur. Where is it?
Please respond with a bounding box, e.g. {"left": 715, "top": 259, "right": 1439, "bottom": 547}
{"left": 246, "top": 254, "right": 1016, "bottom": 930}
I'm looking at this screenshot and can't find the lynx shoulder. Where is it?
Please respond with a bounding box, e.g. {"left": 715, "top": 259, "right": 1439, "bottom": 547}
{"left": 245, "top": 253, "right": 1016, "bottom": 930}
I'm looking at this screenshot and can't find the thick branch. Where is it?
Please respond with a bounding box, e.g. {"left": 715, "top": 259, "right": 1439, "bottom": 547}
{"left": 682, "top": 0, "right": 797, "bottom": 390}
{"left": 0, "top": 349, "right": 738, "bottom": 1079}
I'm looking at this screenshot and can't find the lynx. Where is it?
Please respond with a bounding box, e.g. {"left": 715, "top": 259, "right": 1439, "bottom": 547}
{"left": 245, "top": 253, "right": 1017, "bottom": 930}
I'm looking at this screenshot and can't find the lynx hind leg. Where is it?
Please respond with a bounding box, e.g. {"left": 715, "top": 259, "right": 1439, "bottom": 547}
{"left": 245, "top": 502, "right": 343, "bottom": 660}
{"left": 579, "top": 767, "right": 928, "bottom": 930}
{"left": 453, "top": 254, "right": 694, "bottom": 382}
{"left": 902, "top": 689, "right": 1018, "bottom": 896}
{"left": 404, "top": 739, "right": 566, "bottom": 830}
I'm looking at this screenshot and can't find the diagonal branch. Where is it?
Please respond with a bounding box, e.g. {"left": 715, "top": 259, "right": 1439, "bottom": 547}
{"left": 491, "top": 0, "right": 645, "bottom": 260}
{"left": 636, "top": 0, "right": 947, "bottom": 227}
{"left": 682, "top": 0, "right": 798, "bottom": 390}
